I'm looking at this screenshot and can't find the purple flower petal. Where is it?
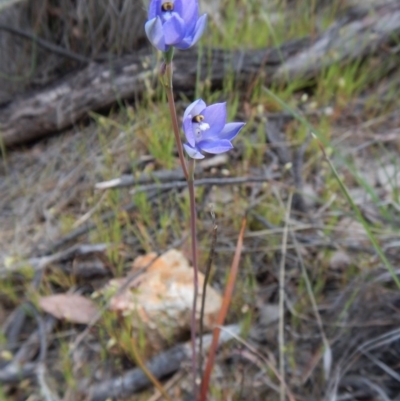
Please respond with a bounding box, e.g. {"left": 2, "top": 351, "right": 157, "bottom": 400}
{"left": 179, "top": 0, "right": 198, "bottom": 31}
{"left": 189, "top": 14, "right": 207, "bottom": 44}
{"left": 145, "top": 17, "right": 167, "bottom": 52}
{"left": 174, "top": 38, "right": 191, "bottom": 50}
{"left": 174, "top": 13, "right": 207, "bottom": 49}
{"left": 163, "top": 14, "right": 185, "bottom": 45}
{"left": 172, "top": 0, "right": 183, "bottom": 18}
{"left": 219, "top": 122, "right": 245, "bottom": 141}
{"left": 198, "top": 139, "right": 233, "bottom": 154}
{"left": 183, "top": 99, "right": 207, "bottom": 120}
{"left": 148, "top": 0, "right": 161, "bottom": 20}
{"left": 183, "top": 117, "right": 196, "bottom": 147}
{"left": 183, "top": 143, "right": 205, "bottom": 159}
{"left": 201, "top": 102, "right": 226, "bottom": 138}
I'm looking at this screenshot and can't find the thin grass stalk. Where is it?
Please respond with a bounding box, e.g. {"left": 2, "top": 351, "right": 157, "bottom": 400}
{"left": 199, "top": 217, "right": 247, "bottom": 401}
{"left": 164, "top": 59, "right": 189, "bottom": 180}
{"left": 279, "top": 193, "right": 292, "bottom": 401}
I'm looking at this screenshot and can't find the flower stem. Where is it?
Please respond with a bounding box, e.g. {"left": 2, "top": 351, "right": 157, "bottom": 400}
{"left": 164, "top": 61, "right": 189, "bottom": 180}
{"left": 188, "top": 158, "right": 199, "bottom": 395}
{"left": 163, "top": 58, "right": 198, "bottom": 397}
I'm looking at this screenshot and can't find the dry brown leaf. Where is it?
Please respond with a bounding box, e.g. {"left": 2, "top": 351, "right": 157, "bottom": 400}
{"left": 38, "top": 293, "right": 99, "bottom": 324}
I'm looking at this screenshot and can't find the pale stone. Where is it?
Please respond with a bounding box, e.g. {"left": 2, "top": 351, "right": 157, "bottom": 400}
{"left": 106, "top": 249, "right": 223, "bottom": 354}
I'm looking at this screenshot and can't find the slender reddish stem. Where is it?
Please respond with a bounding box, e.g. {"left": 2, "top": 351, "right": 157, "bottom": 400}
{"left": 165, "top": 62, "right": 189, "bottom": 180}
{"left": 163, "top": 59, "right": 198, "bottom": 396}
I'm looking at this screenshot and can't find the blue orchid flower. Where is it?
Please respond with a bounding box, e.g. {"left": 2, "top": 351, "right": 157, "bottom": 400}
{"left": 145, "top": 0, "right": 207, "bottom": 52}
{"left": 182, "top": 99, "right": 245, "bottom": 159}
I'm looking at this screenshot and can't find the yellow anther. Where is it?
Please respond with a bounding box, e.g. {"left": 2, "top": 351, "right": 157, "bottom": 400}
{"left": 192, "top": 115, "right": 205, "bottom": 123}
{"left": 161, "top": 2, "right": 174, "bottom": 11}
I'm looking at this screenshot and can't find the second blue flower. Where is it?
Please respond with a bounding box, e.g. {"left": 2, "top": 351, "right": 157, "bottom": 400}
{"left": 182, "top": 99, "right": 245, "bottom": 159}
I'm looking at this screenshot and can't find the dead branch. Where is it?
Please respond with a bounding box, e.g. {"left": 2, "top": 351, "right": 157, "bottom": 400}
{"left": 0, "top": 243, "right": 109, "bottom": 277}
{"left": 94, "top": 155, "right": 229, "bottom": 189}
{"left": 0, "top": 38, "right": 301, "bottom": 146}
{"left": 100, "top": 175, "right": 279, "bottom": 192}
{"left": 82, "top": 324, "right": 240, "bottom": 401}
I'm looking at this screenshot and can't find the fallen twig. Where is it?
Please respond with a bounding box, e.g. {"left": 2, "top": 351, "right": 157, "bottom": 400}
{"left": 82, "top": 324, "right": 240, "bottom": 401}
{"left": 129, "top": 176, "right": 276, "bottom": 194}
{"left": 95, "top": 155, "right": 229, "bottom": 190}
{"left": 95, "top": 166, "right": 203, "bottom": 190}
{"left": 1, "top": 243, "right": 109, "bottom": 276}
